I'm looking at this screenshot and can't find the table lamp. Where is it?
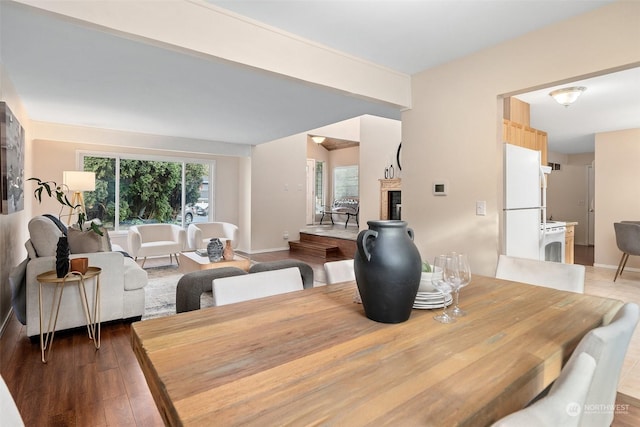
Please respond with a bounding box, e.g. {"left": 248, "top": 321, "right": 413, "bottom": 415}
{"left": 62, "top": 171, "right": 95, "bottom": 225}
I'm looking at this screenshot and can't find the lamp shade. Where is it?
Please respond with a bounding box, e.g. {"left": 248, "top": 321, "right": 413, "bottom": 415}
{"left": 63, "top": 171, "right": 95, "bottom": 191}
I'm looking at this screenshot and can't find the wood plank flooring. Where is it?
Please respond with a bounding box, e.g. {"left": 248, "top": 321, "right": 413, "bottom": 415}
{"left": 2, "top": 246, "right": 639, "bottom": 426}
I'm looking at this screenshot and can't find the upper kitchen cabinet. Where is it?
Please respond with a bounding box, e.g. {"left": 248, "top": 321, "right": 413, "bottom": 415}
{"left": 504, "top": 97, "right": 530, "bottom": 125}
{"left": 503, "top": 97, "right": 548, "bottom": 166}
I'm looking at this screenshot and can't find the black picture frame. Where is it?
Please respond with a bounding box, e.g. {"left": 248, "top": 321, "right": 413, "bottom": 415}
{"left": 1, "top": 102, "right": 25, "bottom": 214}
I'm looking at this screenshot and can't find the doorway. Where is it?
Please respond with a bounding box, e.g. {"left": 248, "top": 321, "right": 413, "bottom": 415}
{"left": 587, "top": 164, "right": 595, "bottom": 246}
{"left": 306, "top": 159, "right": 325, "bottom": 225}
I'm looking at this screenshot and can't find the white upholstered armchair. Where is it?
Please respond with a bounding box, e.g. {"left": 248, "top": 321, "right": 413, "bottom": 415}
{"left": 127, "top": 223, "right": 186, "bottom": 267}
{"left": 187, "top": 222, "right": 239, "bottom": 250}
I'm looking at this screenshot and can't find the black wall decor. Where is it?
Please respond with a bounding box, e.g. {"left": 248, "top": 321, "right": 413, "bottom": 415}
{"left": 0, "top": 102, "right": 25, "bottom": 214}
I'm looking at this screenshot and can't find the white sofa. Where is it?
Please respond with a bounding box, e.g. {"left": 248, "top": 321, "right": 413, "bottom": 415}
{"left": 127, "top": 223, "right": 186, "bottom": 267}
{"left": 187, "top": 222, "right": 239, "bottom": 250}
{"left": 24, "top": 216, "right": 148, "bottom": 338}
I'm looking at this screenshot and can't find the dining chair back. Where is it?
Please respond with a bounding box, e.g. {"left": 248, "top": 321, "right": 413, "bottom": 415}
{"left": 495, "top": 254, "right": 585, "bottom": 293}
{"left": 1, "top": 375, "right": 24, "bottom": 426}
{"left": 249, "top": 260, "right": 314, "bottom": 289}
{"left": 324, "top": 259, "right": 355, "bottom": 285}
{"left": 613, "top": 221, "right": 640, "bottom": 281}
{"left": 212, "top": 267, "right": 304, "bottom": 306}
{"left": 575, "top": 302, "right": 639, "bottom": 427}
{"left": 491, "top": 352, "right": 597, "bottom": 427}
{"left": 493, "top": 302, "right": 638, "bottom": 427}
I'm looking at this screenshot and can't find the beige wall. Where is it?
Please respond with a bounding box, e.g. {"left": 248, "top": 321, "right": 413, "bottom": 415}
{"left": 251, "top": 134, "right": 307, "bottom": 252}
{"left": 404, "top": 1, "right": 640, "bottom": 276}
{"left": 546, "top": 151, "right": 594, "bottom": 246}
{"left": 595, "top": 128, "right": 640, "bottom": 270}
{"left": 359, "top": 115, "right": 402, "bottom": 229}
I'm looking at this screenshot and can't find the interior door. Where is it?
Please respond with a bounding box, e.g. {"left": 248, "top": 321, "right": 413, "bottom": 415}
{"left": 306, "top": 159, "right": 315, "bottom": 225}
{"left": 587, "top": 164, "right": 595, "bottom": 246}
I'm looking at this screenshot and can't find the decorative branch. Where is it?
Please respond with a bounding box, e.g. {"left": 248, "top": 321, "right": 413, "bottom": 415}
{"left": 28, "top": 177, "right": 103, "bottom": 236}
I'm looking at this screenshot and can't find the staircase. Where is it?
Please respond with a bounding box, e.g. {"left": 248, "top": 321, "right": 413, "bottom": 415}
{"left": 288, "top": 232, "right": 354, "bottom": 258}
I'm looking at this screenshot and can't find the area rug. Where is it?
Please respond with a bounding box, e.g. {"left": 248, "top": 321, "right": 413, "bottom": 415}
{"left": 142, "top": 265, "right": 213, "bottom": 320}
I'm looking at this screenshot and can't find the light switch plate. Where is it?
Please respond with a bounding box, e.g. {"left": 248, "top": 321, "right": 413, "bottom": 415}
{"left": 476, "top": 200, "right": 486, "bottom": 216}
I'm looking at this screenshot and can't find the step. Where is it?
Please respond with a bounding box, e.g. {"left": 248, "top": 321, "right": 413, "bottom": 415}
{"left": 288, "top": 240, "right": 340, "bottom": 258}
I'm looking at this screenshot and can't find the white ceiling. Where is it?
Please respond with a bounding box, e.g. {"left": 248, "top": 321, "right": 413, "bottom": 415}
{"left": 2, "top": 0, "right": 637, "bottom": 153}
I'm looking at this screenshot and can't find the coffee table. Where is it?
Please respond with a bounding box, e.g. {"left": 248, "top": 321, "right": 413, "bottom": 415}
{"left": 179, "top": 251, "right": 251, "bottom": 274}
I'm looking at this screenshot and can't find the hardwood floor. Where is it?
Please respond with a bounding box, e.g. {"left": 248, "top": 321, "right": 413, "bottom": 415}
{"left": 575, "top": 244, "right": 595, "bottom": 266}
{"left": 2, "top": 246, "right": 639, "bottom": 426}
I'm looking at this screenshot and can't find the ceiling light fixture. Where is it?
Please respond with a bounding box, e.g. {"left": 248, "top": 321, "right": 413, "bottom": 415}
{"left": 549, "top": 86, "right": 586, "bottom": 107}
{"left": 311, "top": 136, "right": 326, "bottom": 144}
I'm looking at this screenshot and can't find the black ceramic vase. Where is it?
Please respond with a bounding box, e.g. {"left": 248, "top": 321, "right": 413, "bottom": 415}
{"left": 354, "top": 220, "right": 422, "bottom": 323}
{"left": 55, "top": 236, "right": 70, "bottom": 278}
{"left": 207, "top": 238, "right": 224, "bottom": 262}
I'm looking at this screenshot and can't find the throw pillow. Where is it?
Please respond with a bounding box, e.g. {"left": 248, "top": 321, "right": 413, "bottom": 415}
{"left": 28, "top": 216, "right": 65, "bottom": 257}
{"left": 68, "top": 227, "right": 103, "bottom": 254}
{"left": 80, "top": 219, "right": 112, "bottom": 252}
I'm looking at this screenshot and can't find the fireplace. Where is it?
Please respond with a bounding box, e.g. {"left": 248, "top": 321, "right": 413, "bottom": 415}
{"left": 388, "top": 191, "right": 401, "bottom": 220}
{"left": 379, "top": 178, "right": 401, "bottom": 220}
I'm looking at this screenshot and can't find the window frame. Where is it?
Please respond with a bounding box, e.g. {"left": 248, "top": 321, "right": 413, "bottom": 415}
{"left": 78, "top": 150, "right": 215, "bottom": 231}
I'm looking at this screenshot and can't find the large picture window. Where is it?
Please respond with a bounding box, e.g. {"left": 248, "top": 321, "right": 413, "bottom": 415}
{"left": 81, "top": 154, "right": 213, "bottom": 230}
{"left": 333, "top": 165, "right": 359, "bottom": 199}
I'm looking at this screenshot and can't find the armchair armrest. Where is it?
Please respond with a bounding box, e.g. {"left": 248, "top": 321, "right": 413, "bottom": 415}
{"left": 170, "top": 225, "right": 187, "bottom": 251}
{"left": 127, "top": 226, "right": 142, "bottom": 257}
{"left": 187, "top": 224, "right": 203, "bottom": 250}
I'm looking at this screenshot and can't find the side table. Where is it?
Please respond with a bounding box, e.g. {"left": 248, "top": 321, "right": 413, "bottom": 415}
{"left": 36, "top": 267, "right": 102, "bottom": 363}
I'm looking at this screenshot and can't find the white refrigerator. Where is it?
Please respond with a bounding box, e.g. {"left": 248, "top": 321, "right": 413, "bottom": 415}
{"left": 503, "top": 143, "right": 545, "bottom": 260}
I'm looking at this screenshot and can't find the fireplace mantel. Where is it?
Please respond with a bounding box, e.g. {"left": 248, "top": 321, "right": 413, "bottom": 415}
{"left": 379, "top": 178, "right": 401, "bottom": 220}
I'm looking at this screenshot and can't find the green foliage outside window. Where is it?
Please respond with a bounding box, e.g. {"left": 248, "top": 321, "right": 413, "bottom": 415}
{"left": 83, "top": 156, "right": 207, "bottom": 227}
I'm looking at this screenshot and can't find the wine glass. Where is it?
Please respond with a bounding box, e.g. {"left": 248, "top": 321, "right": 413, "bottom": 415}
{"left": 431, "top": 255, "right": 455, "bottom": 324}
{"left": 449, "top": 253, "right": 471, "bottom": 317}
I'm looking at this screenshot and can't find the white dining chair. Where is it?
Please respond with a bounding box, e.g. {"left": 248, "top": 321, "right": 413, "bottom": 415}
{"left": 212, "top": 267, "right": 304, "bottom": 306}
{"left": 323, "top": 259, "right": 362, "bottom": 302}
{"left": 495, "top": 254, "right": 585, "bottom": 293}
{"left": 323, "top": 259, "right": 355, "bottom": 285}
{"left": 1, "top": 375, "right": 24, "bottom": 427}
{"left": 492, "top": 302, "right": 639, "bottom": 427}
{"left": 491, "top": 352, "right": 597, "bottom": 427}
{"left": 574, "top": 302, "right": 639, "bottom": 427}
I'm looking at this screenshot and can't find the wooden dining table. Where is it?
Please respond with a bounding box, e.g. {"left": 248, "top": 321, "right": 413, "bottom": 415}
{"left": 131, "top": 275, "right": 623, "bottom": 427}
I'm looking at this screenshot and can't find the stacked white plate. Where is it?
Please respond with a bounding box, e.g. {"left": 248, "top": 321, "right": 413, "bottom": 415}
{"left": 413, "top": 281, "right": 453, "bottom": 310}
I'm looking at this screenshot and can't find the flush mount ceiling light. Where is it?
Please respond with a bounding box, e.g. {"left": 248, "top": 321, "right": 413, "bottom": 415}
{"left": 311, "top": 136, "right": 326, "bottom": 144}
{"left": 549, "top": 86, "right": 587, "bottom": 107}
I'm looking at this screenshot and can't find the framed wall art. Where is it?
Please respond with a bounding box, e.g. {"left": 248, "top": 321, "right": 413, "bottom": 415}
{"left": 0, "top": 102, "right": 25, "bottom": 214}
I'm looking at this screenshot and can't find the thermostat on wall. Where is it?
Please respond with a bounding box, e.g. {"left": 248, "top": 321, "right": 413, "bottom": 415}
{"left": 433, "top": 181, "right": 448, "bottom": 196}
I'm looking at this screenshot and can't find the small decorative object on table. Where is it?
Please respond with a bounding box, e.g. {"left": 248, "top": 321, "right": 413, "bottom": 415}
{"left": 70, "top": 257, "right": 89, "bottom": 274}
{"left": 223, "top": 240, "right": 234, "bottom": 261}
{"left": 207, "top": 238, "right": 224, "bottom": 262}
{"left": 55, "top": 236, "right": 70, "bottom": 278}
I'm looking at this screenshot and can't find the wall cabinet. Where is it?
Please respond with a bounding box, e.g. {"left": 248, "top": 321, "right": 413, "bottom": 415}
{"left": 503, "top": 119, "right": 548, "bottom": 166}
